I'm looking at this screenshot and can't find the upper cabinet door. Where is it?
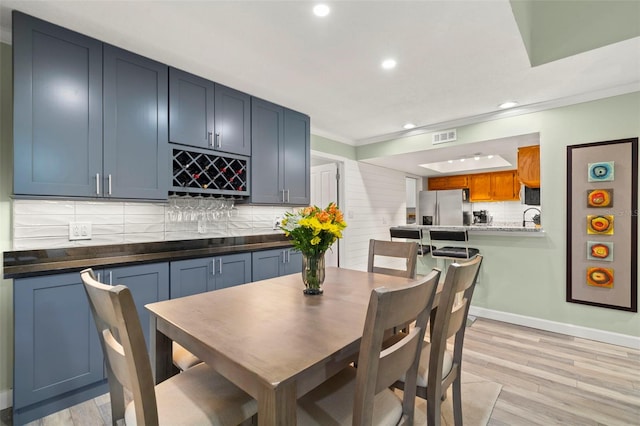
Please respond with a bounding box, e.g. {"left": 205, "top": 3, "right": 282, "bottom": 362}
{"left": 169, "top": 67, "right": 215, "bottom": 150}
{"left": 251, "top": 98, "right": 285, "bottom": 204}
{"left": 13, "top": 11, "right": 103, "bottom": 197}
{"left": 103, "top": 45, "right": 168, "bottom": 200}
{"left": 283, "top": 109, "right": 311, "bottom": 205}
{"left": 517, "top": 145, "right": 540, "bottom": 188}
{"left": 214, "top": 84, "right": 251, "bottom": 156}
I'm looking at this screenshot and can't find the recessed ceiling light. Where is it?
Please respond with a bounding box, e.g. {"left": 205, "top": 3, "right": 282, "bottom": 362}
{"left": 487, "top": 155, "right": 494, "bottom": 159}
{"left": 313, "top": 4, "right": 330, "bottom": 17}
{"left": 499, "top": 101, "right": 519, "bottom": 109}
{"left": 448, "top": 160, "right": 453, "bottom": 164}
{"left": 381, "top": 59, "right": 397, "bottom": 70}
{"left": 460, "top": 158, "right": 465, "bottom": 162}
{"left": 403, "top": 123, "right": 416, "bottom": 129}
{"left": 474, "top": 156, "right": 480, "bottom": 160}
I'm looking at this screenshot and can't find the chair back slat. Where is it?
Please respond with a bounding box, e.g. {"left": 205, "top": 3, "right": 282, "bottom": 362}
{"left": 368, "top": 239, "right": 418, "bottom": 279}
{"left": 352, "top": 268, "right": 440, "bottom": 426}
{"left": 81, "top": 268, "right": 159, "bottom": 426}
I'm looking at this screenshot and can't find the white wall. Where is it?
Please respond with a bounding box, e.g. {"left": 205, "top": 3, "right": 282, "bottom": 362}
{"left": 340, "top": 160, "right": 414, "bottom": 271}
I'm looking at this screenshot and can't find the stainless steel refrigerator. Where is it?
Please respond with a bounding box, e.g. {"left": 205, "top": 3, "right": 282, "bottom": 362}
{"left": 418, "top": 189, "right": 469, "bottom": 226}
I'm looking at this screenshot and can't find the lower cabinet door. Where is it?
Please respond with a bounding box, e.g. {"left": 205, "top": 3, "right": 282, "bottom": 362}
{"left": 283, "top": 249, "right": 303, "bottom": 276}
{"left": 107, "top": 263, "right": 170, "bottom": 350}
{"left": 14, "top": 272, "right": 104, "bottom": 411}
{"left": 215, "top": 253, "right": 252, "bottom": 290}
{"left": 252, "top": 248, "right": 285, "bottom": 281}
{"left": 170, "top": 258, "right": 215, "bottom": 298}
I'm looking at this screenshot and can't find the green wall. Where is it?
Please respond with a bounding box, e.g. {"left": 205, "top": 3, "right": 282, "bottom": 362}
{"left": 314, "top": 92, "right": 640, "bottom": 338}
{"left": 455, "top": 93, "right": 640, "bottom": 337}
{"left": 0, "top": 42, "right": 13, "bottom": 402}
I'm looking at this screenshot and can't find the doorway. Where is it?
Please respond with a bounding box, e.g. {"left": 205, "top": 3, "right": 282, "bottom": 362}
{"left": 311, "top": 161, "right": 340, "bottom": 267}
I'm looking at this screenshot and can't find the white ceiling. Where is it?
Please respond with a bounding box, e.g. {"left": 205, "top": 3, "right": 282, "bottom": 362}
{"left": 0, "top": 1, "right": 639, "bottom": 174}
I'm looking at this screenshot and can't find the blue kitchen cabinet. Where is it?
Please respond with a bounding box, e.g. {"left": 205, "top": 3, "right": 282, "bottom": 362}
{"left": 103, "top": 45, "right": 168, "bottom": 200}
{"left": 251, "top": 248, "right": 302, "bottom": 281}
{"left": 250, "top": 98, "right": 310, "bottom": 205}
{"left": 170, "top": 253, "right": 252, "bottom": 298}
{"left": 12, "top": 12, "right": 168, "bottom": 200}
{"left": 13, "top": 11, "right": 103, "bottom": 197}
{"left": 169, "top": 67, "right": 251, "bottom": 156}
{"left": 13, "top": 263, "right": 169, "bottom": 425}
{"left": 100, "top": 263, "right": 170, "bottom": 350}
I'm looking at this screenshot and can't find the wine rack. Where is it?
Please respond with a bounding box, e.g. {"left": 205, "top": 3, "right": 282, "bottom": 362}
{"left": 171, "top": 145, "right": 250, "bottom": 196}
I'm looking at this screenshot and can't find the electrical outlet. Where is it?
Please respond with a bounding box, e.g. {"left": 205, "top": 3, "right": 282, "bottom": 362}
{"left": 273, "top": 216, "right": 282, "bottom": 230}
{"left": 69, "top": 222, "right": 92, "bottom": 240}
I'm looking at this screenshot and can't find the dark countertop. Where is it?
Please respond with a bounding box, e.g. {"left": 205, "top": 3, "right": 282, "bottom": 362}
{"left": 3, "top": 234, "right": 293, "bottom": 279}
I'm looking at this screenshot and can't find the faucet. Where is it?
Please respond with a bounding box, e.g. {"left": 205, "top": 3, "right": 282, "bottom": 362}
{"left": 522, "top": 207, "right": 541, "bottom": 227}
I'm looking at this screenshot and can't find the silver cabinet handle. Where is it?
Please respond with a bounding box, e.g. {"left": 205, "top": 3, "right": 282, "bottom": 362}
{"left": 282, "top": 250, "right": 286, "bottom": 264}
{"left": 282, "top": 189, "right": 286, "bottom": 203}
{"left": 108, "top": 174, "right": 112, "bottom": 195}
{"left": 286, "top": 189, "right": 290, "bottom": 203}
{"left": 108, "top": 271, "right": 113, "bottom": 286}
{"left": 96, "top": 173, "right": 100, "bottom": 195}
{"left": 211, "top": 259, "right": 215, "bottom": 275}
{"left": 208, "top": 132, "right": 213, "bottom": 147}
{"left": 96, "top": 272, "right": 101, "bottom": 282}
{"left": 215, "top": 132, "right": 221, "bottom": 148}
{"left": 218, "top": 258, "right": 223, "bottom": 275}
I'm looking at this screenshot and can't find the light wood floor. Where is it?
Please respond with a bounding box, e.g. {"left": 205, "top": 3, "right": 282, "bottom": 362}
{"left": 8, "top": 317, "right": 640, "bottom": 426}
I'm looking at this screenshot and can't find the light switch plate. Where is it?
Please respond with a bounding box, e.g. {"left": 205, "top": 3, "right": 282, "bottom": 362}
{"left": 69, "top": 222, "right": 92, "bottom": 240}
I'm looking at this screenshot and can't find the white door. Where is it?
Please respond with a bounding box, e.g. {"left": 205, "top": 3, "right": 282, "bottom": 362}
{"left": 311, "top": 163, "right": 339, "bottom": 267}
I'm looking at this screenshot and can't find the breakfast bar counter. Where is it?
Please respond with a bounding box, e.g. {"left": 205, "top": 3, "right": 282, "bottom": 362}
{"left": 394, "top": 224, "right": 545, "bottom": 237}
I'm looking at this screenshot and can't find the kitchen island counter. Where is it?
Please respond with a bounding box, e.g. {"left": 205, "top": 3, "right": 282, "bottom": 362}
{"left": 394, "top": 224, "right": 545, "bottom": 237}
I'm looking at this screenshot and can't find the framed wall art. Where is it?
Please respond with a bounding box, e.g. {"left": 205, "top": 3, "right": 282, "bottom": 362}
{"left": 566, "top": 137, "right": 638, "bottom": 312}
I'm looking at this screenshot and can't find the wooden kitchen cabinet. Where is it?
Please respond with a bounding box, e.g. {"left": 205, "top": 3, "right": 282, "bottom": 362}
{"left": 13, "top": 12, "right": 168, "bottom": 200}
{"left": 252, "top": 248, "right": 302, "bottom": 281}
{"left": 427, "top": 174, "right": 469, "bottom": 190}
{"left": 13, "top": 262, "right": 169, "bottom": 425}
{"left": 469, "top": 170, "right": 520, "bottom": 202}
{"left": 491, "top": 170, "right": 520, "bottom": 201}
{"left": 469, "top": 173, "right": 492, "bottom": 201}
{"left": 170, "top": 253, "right": 252, "bottom": 298}
{"left": 169, "top": 67, "right": 251, "bottom": 156}
{"left": 518, "top": 145, "right": 540, "bottom": 188}
{"left": 251, "top": 98, "right": 310, "bottom": 205}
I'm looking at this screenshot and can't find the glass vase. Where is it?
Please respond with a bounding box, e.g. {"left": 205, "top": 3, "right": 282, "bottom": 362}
{"left": 302, "top": 252, "right": 325, "bottom": 295}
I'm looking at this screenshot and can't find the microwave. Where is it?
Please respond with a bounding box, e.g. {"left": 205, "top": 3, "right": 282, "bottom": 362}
{"left": 524, "top": 186, "right": 540, "bottom": 206}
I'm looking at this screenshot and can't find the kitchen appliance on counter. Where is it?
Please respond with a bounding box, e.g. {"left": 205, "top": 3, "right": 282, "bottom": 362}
{"left": 419, "top": 189, "right": 470, "bottom": 226}
{"left": 473, "top": 210, "right": 491, "bottom": 224}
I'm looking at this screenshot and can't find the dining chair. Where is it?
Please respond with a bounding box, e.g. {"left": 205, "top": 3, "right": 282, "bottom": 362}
{"left": 367, "top": 239, "right": 419, "bottom": 279}
{"left": 296, "top": 268, "right": 441, "bottom": 425}
{"left": 80, "top": 268, "right": 257, "bottom": 426}
{"left": 392, "top": 255, "right": 483, "bottom": 426}
{"left": 172, "top": 342, "right": 202, "bottom": 371}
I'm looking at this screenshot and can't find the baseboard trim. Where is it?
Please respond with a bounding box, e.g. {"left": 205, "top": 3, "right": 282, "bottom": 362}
{"left": 0, "top": 389, "right": 11, "bottom": 411}
{"left": 469, "top": 306, "right": 640, "bottom": 349}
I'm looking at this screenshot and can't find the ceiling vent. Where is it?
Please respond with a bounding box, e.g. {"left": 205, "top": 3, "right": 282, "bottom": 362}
{"left": 432, "top": 129, "right": 457, "bottom": 145}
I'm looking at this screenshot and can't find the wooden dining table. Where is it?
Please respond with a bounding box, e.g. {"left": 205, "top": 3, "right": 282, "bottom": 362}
{"left": 146, "top": 266, "right": 432, "bottom": 425}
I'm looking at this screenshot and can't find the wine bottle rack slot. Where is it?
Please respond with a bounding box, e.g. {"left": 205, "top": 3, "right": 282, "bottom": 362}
{"left": 171, "top": 147, "right": 249, "bottom": 196}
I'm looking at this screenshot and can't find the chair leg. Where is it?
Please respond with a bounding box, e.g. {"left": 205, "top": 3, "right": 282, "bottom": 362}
{"left": 426, "top": 384, "right": 442, "bottom": 426}
{"left": 452, "top": 378, "right": 463, "bottom": 426}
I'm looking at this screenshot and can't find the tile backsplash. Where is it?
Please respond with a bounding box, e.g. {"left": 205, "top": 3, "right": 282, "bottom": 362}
{"left": 12, "top": 199, "right": 293, "bottom": 250}
{"left": 471, "top": 201, "right": 542, "bottom": 227}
